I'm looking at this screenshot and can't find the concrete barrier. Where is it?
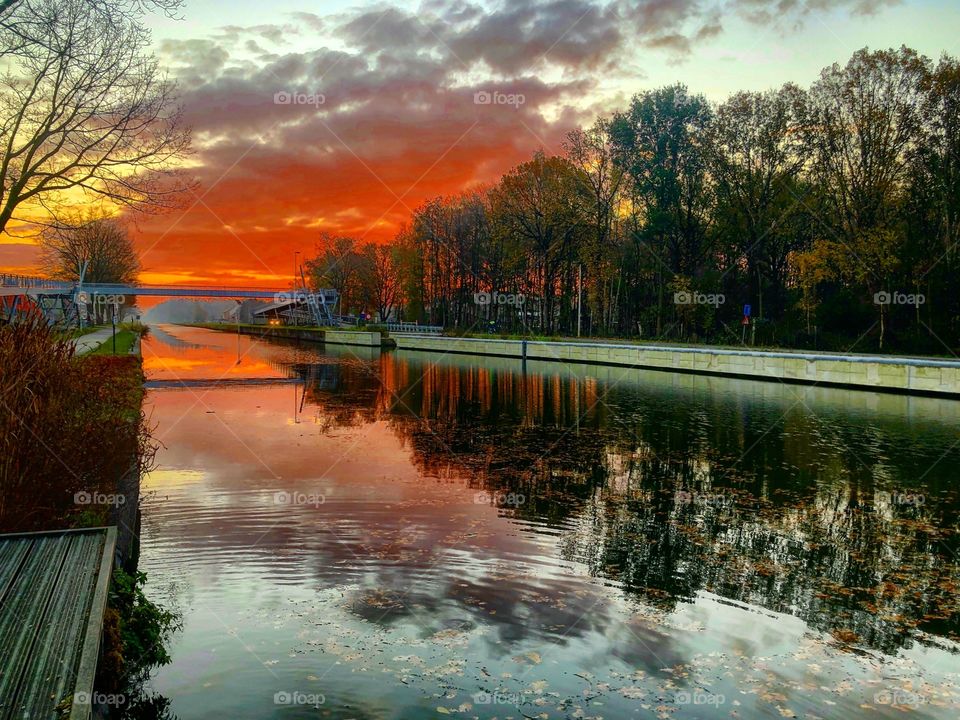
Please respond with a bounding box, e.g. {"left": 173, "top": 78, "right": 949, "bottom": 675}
{"left": 324, "top": 330, "right": 382, "bottom": 347}
{"left": 389, "top": 334, "right": 960, "bottom": 398}
{"left": 198, "top": 324, "right": 384, "bottom": 347}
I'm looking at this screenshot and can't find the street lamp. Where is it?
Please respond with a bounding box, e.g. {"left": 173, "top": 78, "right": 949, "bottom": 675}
{"left": 293, "top": 251, "right": 301, "bottom": 327}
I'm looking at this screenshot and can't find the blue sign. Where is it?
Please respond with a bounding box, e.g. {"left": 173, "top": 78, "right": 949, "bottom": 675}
{"left": 743, "top": 304, "right": 752, "bottom": 317}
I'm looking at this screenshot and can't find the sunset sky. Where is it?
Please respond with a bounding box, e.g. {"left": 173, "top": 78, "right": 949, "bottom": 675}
{"left": 2, "top": 0, "right": 959, "bottom": 287}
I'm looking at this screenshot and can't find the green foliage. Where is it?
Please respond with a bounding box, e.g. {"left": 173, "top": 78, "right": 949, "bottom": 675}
{"left": 109, "top": 569, "right": 181, "bottom": 678}
{"left": 325, "top": 45, "right": 958, "bottom": 355}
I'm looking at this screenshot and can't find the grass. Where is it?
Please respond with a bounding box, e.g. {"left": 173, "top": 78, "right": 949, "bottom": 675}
{"left": 90, "top": 329, "right": 137, "bottom": 355}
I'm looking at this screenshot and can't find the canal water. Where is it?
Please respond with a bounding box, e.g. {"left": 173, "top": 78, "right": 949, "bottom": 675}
{"left": 138, "top": 324, "right": 960, "bottom": 719}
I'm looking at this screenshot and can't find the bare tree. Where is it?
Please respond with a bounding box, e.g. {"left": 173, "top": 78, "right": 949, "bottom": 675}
{"left": 39, "top": 210, "right": 141, "bottom": 283}
{"left": 0, "top": 0, "right": 193, "bottom": 235}
{"left": 305, "top": 233, "right": 366, "bottom": 315}
{"left": 809, "top": 46, "right": 930, "bottom": 240}
{"left": 564, "top": 118, "right": 625, "bottom": 334}
{"left": 359, "top": 242, "right": 402, "bottom": 322}
{"left": 0, "top": 0, "right": 182, "bottom": 20}
{"left": 490, "top": 151, "right": 585, "bottom": 333}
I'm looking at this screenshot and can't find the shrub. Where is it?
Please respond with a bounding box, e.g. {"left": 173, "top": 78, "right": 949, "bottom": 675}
{"left": 0, "top": 314, "right": 154, "bottom": 531}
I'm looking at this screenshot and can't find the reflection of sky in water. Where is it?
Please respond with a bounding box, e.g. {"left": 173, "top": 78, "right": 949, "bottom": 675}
{"left": 139, "top": 325, "right": 960, "bottom": 719}
{"left": 142, "top": 324, "right": 294, "bottom": 380}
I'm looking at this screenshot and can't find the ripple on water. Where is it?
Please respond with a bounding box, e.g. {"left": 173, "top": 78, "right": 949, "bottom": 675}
{"left": 136, "top": 326, "right": 960, "bottom": 719}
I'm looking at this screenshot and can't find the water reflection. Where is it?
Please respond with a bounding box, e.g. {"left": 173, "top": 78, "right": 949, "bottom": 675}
{"left": 370, "top": 354, "right": 960, "bottom": 656}
{"left": 139, "top": 325, "right": 960, "bottom": 719}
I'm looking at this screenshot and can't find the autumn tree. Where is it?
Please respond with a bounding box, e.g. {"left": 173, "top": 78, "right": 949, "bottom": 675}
{"left": 489, "top": 151, "right": 585, "bottom": 333}
{"left": 806, "top": 47, "right": 930, "bottom": 346}
{"left": 708, "top": 85, "right": 812, "bottom": 321}
{"left": 389, "top": 47, "right": 959, "bottom": 354}
{"left": 610, "top": 85, "right": 713, "bottom": 334}
{"left": 905, "top": 56, "right": 960, "bottom": 346}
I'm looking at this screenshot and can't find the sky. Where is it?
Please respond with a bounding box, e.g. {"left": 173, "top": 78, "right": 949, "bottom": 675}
{"left": 2, "top": 0, "right": 959, "bottom": 287}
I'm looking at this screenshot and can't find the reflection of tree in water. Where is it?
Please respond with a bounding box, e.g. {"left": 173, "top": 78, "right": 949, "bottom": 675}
{"left": 297, "top": 354, "right": 960, "bottom": 654}
{"left": 297, "top": 360, "right": 382, "bottom": 427}
{"left": 119, "top": 688, "right": 179, "bottom": 720}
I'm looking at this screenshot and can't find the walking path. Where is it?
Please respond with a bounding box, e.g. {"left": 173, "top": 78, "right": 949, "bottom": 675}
{"left": 72, "top": 326, "right": 114, "bottom": 355}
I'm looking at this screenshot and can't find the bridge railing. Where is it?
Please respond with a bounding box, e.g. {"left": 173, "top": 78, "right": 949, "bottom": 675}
{"left": 2, "top": 276, "right": 341, "bottom": 302}
{"left": 1, "top": 274, "right": 72, "bottom": 289}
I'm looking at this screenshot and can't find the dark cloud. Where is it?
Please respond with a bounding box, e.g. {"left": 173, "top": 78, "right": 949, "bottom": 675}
{"left": 445, "top": 0, "right": 623, "bottom": 74}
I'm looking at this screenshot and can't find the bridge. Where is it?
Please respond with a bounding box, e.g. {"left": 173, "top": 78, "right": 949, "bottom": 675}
{"left": 0, "top": 274, "right": 339, "bottom": 326}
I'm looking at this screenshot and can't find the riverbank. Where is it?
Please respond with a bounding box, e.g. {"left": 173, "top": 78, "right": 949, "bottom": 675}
{"left": 0, "top": 319, "right": 177, "bottom": 717}
{"left": 391, "top": 333, "right": 960, "bottom": 397}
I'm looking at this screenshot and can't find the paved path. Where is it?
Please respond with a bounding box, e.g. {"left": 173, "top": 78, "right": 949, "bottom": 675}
{"left": 72, "top": 326, "right": 114, "bottom": 355}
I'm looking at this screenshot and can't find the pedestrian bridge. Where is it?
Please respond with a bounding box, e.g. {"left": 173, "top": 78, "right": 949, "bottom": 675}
{"left": 1, "top": 274, "right": 291, "bottom": 299}
{"left": 0, "top": 274, "right": 339, "bottom": 325}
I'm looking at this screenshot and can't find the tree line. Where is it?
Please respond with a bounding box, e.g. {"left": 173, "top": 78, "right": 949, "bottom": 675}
{"left": 309, "top": 46, "right": 960, "bottom": 354}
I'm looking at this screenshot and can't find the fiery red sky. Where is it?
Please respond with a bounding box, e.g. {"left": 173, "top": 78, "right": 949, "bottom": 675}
{"left": 2, "top": 0, "right": 957, "bottom": 287}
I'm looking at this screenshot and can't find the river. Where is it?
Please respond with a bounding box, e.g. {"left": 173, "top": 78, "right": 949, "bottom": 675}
{"left": 137, "top": 324, "right": 960, "bottom": 719}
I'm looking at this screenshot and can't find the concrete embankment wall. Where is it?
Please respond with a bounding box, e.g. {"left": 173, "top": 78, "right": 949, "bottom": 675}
{"left": 206, "top": 325, "right": 384, "bottom": 347}
{"left": 325, "top": 330, "right": 382, "bottom": 347}
{"left": 390, "top": 334, "right": 960, "bottom": 398}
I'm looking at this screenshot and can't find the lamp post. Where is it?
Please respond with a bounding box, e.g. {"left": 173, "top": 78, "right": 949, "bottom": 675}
{"left": 293, "top": 251, "right": 301, "bottom": 327}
